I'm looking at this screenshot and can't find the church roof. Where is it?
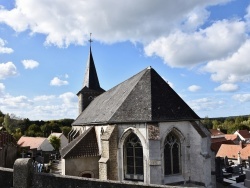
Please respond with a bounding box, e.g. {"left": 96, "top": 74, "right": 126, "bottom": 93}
{"left": 61, "top": 127, "right": 99, "bottom": 159}
{"left": 80, "top": 47, "right": 104, "bottom": 92}
{"left": 73, "top": 67, "right": 200, "bottom": 126}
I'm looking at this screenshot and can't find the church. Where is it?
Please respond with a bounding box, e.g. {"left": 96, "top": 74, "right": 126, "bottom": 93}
{"left": 61, "top": 44, "right": 214, "bottom": 187}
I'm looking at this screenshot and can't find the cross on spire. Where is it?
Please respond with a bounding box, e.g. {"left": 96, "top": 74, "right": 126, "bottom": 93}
{"left": 89, "top": 33, "right": 93, "bottom": 46}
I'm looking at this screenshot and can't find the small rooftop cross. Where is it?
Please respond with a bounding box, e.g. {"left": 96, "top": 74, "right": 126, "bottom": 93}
{"left": 89, "top": 33, "right": 93, "bottom": 46}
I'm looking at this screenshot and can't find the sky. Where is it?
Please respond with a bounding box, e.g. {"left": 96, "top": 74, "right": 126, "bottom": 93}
{"left": 0, "top": 0, "right": 250, "bottom": 120}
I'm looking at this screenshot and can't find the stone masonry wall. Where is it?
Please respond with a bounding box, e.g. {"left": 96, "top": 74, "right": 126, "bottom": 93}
{"left": 108, "top": 125, "right": 118, "bottom": 180}
{"left": 0, "top": 167, "right": 13, "bottom": 188}
{"left": 99, "top": 125, "right": 118, "bottom": 180}
{"left": 0, "top": 159, "right": 189, "bottom": 188}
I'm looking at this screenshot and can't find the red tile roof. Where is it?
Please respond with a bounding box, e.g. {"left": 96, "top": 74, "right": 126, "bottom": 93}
{"left": 209, "top": 129, "right": 225, "bottom": 137}
{"left": 211, "top": 140, "right": 235, "bottom": 153}
{"left": 240, "top": 145, "right": 250, "bottom": 160}
{"left": 225, "top": 134, "right": 238, "bottom": 141}
{"left": 17, "top": 136, "right": 47, "bottom": 149}
{"left": 236, "top": 130, "right": 250, "bottom": 139}
{"left": 216, "top": 144, "right": 242, "bottom": 159}
{"left": 211, "top": 137, "right": 227, "bottom": 143}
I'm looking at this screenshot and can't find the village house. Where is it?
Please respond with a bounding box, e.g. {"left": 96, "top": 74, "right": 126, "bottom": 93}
{"left": 17, "top": 136, "right": 54, "bottom": 157}
{"left": 209, "top": 129, "right": 236, "bottom": 154}
{"left": 61, "top": 45, "right": 214, "bottom": 187}
{"left": 234, "top": 130, "right": 250, "bottom": 142}
{"left": 216, "top": 143, "right": 250, "bottom": 166}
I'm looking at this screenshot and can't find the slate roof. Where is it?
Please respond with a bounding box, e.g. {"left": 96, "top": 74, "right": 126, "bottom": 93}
{"left": 80, "top": 47, "right": 104, "bottom": 92}
{"left": 73, "top": 67, "right": 200, "bottom": 126}
{"left": 61, "top": 126, "right": 99, "bottom": 159}
{"left": 17, "top": 136, "right": 47, "bottom": 149}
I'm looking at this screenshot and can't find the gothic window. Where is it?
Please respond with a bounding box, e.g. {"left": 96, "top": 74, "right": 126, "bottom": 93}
{"left": 164, "top": 132, "right": 181, "bottom": 175}
{"left": 124, "top": 132, "right": 143, "bottom": 181}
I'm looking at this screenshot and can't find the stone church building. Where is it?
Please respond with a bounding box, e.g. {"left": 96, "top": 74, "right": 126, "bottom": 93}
{"left": 61, "top": 46, "right": 214, "bottom": 187}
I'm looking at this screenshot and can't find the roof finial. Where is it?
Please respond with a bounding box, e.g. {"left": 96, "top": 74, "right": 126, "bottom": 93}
{"left": 89, "top": 33, "right": 93, "bottom": 47}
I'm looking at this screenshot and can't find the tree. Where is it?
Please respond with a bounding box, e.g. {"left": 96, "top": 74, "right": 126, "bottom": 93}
{"left": 201, "top": 116, "right": 213, "bottom": 129}
{"left": 212, "top": 120, "right": 221, "bottom": 129}
{"left": 60, "top": 126, "right": 71, "bottom": 137}
{"left": 41, "top": 123, "right": 52, "bottom": 137}
{"left": 13, "top": 128, "right": 23, "bottom": 141}
{"left": 0, "top": 110, "right": 4, "bottom": 117}
{"left": 25, "top": 124, "right": 42, "bottom": 137}
{"left": 49, "top": 135, "right": 61, "bottom": 151}
{"left": 3, "top": 114, "right": 12, "bottom": 133}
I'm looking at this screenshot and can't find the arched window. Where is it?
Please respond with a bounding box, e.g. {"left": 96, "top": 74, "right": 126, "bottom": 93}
{"left": 124, "top": 132, "right": 143, "bottom": 181}
{"left": 164, "top": 132, "right": 181, "bottom": 175}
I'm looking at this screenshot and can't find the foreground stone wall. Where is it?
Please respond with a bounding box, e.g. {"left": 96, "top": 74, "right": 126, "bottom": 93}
{"left": 0, "top": 167, "right": 13, "bottom": 188}
{"left": 0, "top": 158, "right": 200, "bottom": 188}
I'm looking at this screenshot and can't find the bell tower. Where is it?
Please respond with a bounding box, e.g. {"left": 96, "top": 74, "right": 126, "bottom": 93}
{"left": 77, "top": 34, "right": 105, "bottom": 114}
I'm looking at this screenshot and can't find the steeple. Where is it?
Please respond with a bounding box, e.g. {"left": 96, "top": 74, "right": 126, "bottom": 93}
{"left": 77, "top": 34, "right": 105, "bottom": 114}
{"left": 82, "top": 46, "right": 101, "bottom": 90}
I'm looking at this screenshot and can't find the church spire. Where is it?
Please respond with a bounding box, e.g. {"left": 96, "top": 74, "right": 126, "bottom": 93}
{"left": 82, "top": 34, "right": 101, "bottom": 90}
{"left": 77, "top": 33, "right": 105, "bottom": 114}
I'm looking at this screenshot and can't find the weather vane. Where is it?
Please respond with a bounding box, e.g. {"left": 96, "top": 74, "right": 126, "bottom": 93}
{"left": 89, "top": 33, "right": 93, "bottom": 46}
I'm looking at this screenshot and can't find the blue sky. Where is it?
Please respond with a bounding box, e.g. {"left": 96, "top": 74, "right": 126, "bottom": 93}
{"left": 0, "top": 0, "right": 250, "bottom": 120}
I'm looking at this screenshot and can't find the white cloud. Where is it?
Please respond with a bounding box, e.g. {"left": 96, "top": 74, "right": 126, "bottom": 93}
{"left": 203, "top": 39, "right": 250, "bottom": 84}
{"left": 21, "top": 59, "right": 39, "bottom": 69}
{"left": 0, "top": 0, "right": 231, "bottom": 47}
{"left": 214, "top": 83, "right": 239, "bottom": 92}
{"left": 59, "top": 92, "right": 77, "bottom": 107}
{"left": 0, "top": 62, "right": 17, "bottom": 79}
{"left": 145, "top": 20, "right": 246, "bottom": 67}
{"left": 232, "top": 94, "right": 250, "bottom": 102}
{"left": 188, "top": 97, "right": 224, "bottom": 111}
{"left": 0, "top": 83, "right": 5, "bottom": 95}
{"left": 33, "top": 95, "right": 55, "bottom": 101}
{"left": 0, "top": 95, "right": 33, "bottom": 108}
{"left": 0, "top": 92, "right": 78, "bottom": 120}
{"left": 50, "top": 77, "right": 68, "bottom": 86}
{"left": 245, "top": 4, "right": 250, "bottom": 30}
{"left": 188, "top": 85, "right": 201, "bottom": 92}
{"left": 0, "top": 38, "right": 13, "bottom": 54}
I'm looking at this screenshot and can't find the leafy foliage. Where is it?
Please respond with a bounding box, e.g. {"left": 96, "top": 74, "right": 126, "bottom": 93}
{"left": 49, "top": 135, "right": 61, "bottom": 151}
{"left": 202, "top": 115, "right": 250, "bottom": 134}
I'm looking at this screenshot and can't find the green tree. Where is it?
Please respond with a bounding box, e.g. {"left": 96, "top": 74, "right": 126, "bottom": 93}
{"left": 3, "top": 114, "right": 12, "bottom": 133}
{"left": 13, "top": 128, "right": 23, "bottom": 141}
{"left": 41, "top": 123, "right": 52, "bottom": 137}
{"left": 201, "top": 116, "right": 213, "bottom": 129}
{"left": 25, "top": 124, "right": 42, "bottom": 137}
{"left": 60, "top": 126, "right": 71, "bottom": 137}
{"left": 212, "top": 120, "right": 221, "bottom": 129}
{"left": 0, "top": 110, "right": 4, "bottom": 117}
{"left": 49, "top": 135, "right": 61, "bottom": 151}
